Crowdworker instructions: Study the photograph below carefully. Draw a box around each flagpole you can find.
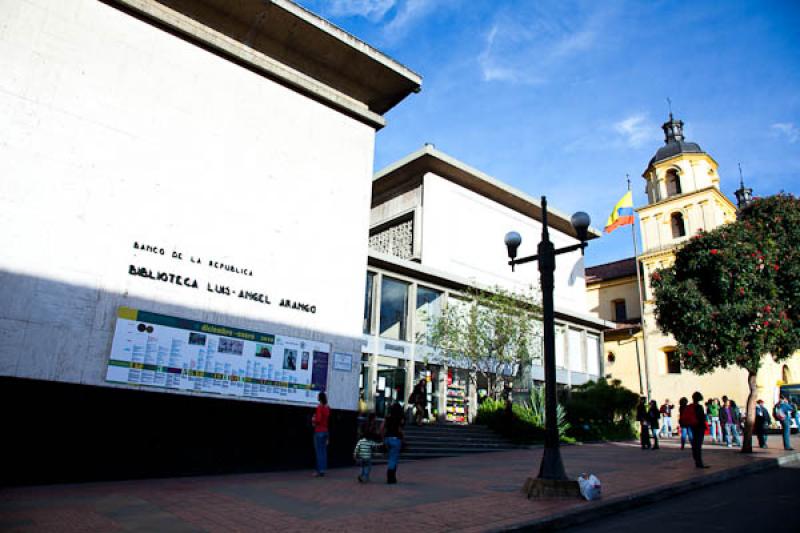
[628,176,652,401]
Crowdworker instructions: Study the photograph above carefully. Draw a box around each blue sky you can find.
[299,0,800,267]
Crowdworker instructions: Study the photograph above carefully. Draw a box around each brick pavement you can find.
[1,435,798,533]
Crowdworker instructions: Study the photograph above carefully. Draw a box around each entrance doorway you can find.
[375,366,406,417]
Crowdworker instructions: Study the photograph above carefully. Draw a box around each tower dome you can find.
[648,114,705,165]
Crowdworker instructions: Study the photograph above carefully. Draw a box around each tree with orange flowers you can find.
[651,194,800,453]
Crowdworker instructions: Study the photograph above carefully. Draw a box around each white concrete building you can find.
[361,146,609,422]
[0,0,419,483]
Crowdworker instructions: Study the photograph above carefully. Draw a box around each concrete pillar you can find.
[404,358,415,406]
[439,363,448,422]
[368,352,378,411]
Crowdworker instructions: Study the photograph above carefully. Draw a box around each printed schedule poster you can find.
[106,307,329,405]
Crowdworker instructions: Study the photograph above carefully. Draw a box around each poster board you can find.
[106,307,329,405]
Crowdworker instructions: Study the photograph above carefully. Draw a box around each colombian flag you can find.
[604,191,634,233]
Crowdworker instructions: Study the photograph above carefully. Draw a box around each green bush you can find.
[565,379,639,441]
[475,390,574,444]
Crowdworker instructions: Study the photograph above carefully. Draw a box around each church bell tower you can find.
[636,114,738,296]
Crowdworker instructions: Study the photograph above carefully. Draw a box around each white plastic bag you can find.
[578,473,602,501]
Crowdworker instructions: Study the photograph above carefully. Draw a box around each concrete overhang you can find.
[373,145,603,241]
[107,0,422,129]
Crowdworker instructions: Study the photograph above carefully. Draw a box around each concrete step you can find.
[397,423,522,460]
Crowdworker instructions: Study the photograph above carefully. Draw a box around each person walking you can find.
[677,397,693,450]
[411,379,428,426]
[381,401,404,484]
[312,391,330,477]
[774,396,794,451]
[648,400,661,449]
[720,399,741,448]
[353,429,379,482]
[707,398,721,444]
[636,397,651,450]
[731,400,744,438]
[754,399,771,449]
[689,391,709,468]
[660,399,674,438]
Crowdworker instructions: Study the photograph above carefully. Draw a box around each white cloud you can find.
[326,0,396,21]
[772,122,799,144]
[614,114,660,148]
[476,5,604,85]
[383,0,439,41]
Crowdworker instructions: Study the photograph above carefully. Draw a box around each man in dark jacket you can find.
[754,399,771,448]
[691,391,709,468]
[636,397,651,449]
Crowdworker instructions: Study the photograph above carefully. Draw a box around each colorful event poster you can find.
[105,307,329,405]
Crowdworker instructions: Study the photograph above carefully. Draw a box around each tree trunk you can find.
[742,371,758,454]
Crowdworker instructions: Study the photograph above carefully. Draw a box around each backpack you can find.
[774,404,786,421]
[682,405,697,427]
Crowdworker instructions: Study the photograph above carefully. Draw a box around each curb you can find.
[495,450,800,532]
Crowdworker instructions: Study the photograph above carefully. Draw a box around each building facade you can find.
[0,0,419,483]
[587,115,800,408]
[362,146,609,422]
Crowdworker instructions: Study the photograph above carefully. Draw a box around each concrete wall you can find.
[586,276,642,321]
[420,173,588,311]
[645,155,718,204]
[639,189,736,255]
[0,0,374,410]
[641,312,800,409]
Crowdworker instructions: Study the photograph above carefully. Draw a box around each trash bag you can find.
[577,473,602,501]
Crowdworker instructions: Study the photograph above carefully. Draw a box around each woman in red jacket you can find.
[312,392,330,477]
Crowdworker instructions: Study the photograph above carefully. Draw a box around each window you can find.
[671,212,686,238]
[586,334,601,376]
[379,276,409,340]
[665,350,681,374]
[613,299,627,322]
[666,169,682,196]
[555,326,566,368]
[415,285,443,345]
[363,272,375,334]
[567,328,584,372]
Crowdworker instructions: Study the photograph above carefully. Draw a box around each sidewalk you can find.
[1,435,798,533]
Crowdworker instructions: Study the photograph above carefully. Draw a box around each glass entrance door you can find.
[375,367,406,417]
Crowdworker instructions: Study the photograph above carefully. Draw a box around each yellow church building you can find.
[586,114,800,412]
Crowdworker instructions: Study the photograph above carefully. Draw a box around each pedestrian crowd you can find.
[312,387,798,484]
[635,392,798,469]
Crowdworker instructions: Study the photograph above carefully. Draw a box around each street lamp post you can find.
[504,196,590,494]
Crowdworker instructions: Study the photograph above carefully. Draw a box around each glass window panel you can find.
[666,350,681,374]
[586,334,600,376]
[614,300,627,322]
[415,285,442,346]
[379,276,409,340]
[567,328,584,372]
[363,272,375,334]
[555,326,566,368]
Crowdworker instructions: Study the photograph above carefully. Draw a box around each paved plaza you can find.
[1,435,798,532]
